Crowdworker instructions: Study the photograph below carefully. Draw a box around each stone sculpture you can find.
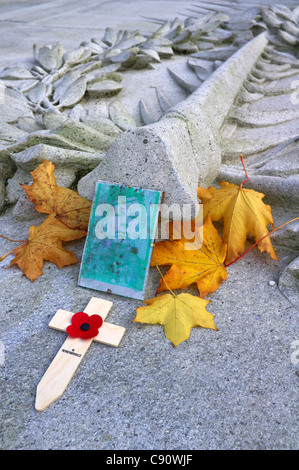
[0,2,298,303]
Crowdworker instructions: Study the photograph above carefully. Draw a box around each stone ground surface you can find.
[0,0,298,450]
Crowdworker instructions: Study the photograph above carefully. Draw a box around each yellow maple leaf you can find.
[197,181,278,265]
[21,160,91,231]
[8,213,86,281]
[133,292,217,347]
[151,214,227,297]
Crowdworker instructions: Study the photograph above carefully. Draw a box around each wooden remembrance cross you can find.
[35,297,125,411]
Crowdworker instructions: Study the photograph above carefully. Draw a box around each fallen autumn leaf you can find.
[133,292,217,347]
[151,214,227,297]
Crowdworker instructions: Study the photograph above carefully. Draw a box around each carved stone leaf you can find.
[27,82,47,104]
[115,34,146,50]
[107,48,139,67]
[53,70,81,102]
[167,68,199,93]
[138,48,161,63]
[58,76,87,108]
[63,46,86,65]
[37,46,57,72]
[52,118,114,151]
[102,27,118,47]
[0,102,34,123]
[0,122,27,143]
[139,99,155,125]
[173,42,198,54]
[17,117,43,133]
[154,87,172,112]
[51,43,66,69]
[108,99,136,130]
[86,69,122,85]
[42,112,67,130]
[0,67,33,80]
[80,115,122,137]
[86,80,123,97]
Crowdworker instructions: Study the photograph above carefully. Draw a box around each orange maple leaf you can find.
[151,214,227,297]
[21,160,91,231]
[8,213,87,282]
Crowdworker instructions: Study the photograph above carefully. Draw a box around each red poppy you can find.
[66,312,103,339]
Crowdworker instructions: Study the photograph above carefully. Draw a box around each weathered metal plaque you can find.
[78,181,163,300]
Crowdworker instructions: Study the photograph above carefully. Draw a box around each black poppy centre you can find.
[80,322,90,331]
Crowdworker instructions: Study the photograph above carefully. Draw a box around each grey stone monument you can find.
[0,0,298,450]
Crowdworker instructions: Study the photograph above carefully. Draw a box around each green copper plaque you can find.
[78,181,163,300]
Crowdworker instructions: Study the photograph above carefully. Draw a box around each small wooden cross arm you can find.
[49,297,125,347]
[35,297,125,412]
